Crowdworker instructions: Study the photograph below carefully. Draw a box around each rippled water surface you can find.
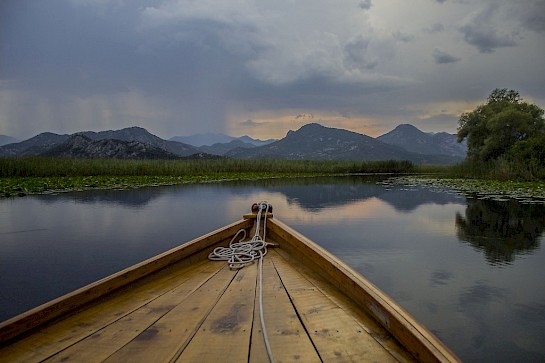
[1,176,544,362]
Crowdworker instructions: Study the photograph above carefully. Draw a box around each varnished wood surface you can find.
[0,219,253,344]
[0,251,417,362]
[267,218,460,363]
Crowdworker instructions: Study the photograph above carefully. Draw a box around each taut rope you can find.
[208,201,276,363]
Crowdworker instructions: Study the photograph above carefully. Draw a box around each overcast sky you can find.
[1,0,544,140]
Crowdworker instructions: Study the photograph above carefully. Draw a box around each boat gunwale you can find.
[0,213,461,363]
[0,218,253,344]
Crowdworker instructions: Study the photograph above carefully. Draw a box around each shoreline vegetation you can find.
[0,158,414,197]
[1,158,544,201]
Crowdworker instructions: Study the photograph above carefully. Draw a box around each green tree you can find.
[508,133,545,179]
[458,89,545,162]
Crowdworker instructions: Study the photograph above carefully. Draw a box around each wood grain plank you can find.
[101,263,237,363]
[267,218,460,363]
[41,262,229,363]
[274,247,416,362]
[272,250,399,362]
[0,260,221,363]
[174,263,258,362]
[249,252,321,363]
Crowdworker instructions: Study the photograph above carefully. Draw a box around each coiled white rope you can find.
[208,201,276,363]
[208,201,275,269]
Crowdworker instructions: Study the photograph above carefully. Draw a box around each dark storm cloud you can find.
[0,0,252,97]
[514,0,545,33]
[233,72,412,117]
[459,4,519,53]
[0,0,259,134]
[0,1,141,96]
[358,0,372,10]
[432,48,461,64]
[343,36,378,71]
[1,0,544,139]
[460,24,519,53]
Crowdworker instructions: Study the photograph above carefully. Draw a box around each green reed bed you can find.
[0,158,414,177]
[0,158,415,197]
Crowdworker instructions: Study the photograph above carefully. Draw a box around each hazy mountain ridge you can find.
[0,132,71,156]
[196,139,257,156]
[378,124,466,157]
[170,133,275,147]
[0,135,20,146]
[0,123,466,163]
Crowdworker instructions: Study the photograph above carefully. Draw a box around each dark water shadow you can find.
[455,198,545,266]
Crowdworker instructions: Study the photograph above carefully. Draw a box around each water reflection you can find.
[242,176,465,212]
[455,198,545,265]
[29,176,467,213]
[33,187,169,208]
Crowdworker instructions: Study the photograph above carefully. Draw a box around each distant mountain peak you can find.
[378,123,466,158]
[169,132,275,147]
[0,135,20,146]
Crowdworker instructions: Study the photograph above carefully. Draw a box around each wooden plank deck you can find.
[0,243,416,362]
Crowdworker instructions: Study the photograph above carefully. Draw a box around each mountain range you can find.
[0,123,466,163]
[169,133,274,147]
[41,135,181,159]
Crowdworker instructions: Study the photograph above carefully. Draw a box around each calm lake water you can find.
[1,176,544,362]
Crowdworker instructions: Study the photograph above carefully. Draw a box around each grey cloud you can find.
[393,30,415,43]
[295,114,314,120]
[343,36,378,71]
[459,4,520,53]
[424,23,445,34]
[240,119,260,127]
[432,48,461,64]
[514,0,545,33]
[235,70,414,116]
[0,1,138,96]
[358,0,372,10]
[460,24,518,53]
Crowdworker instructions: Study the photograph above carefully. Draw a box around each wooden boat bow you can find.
[0,208,460,362]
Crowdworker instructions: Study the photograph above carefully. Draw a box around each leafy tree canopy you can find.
[458,89,545,162]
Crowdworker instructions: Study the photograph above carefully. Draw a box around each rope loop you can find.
[208,201,275,270]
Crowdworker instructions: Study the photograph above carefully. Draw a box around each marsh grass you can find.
[445,159,545,181]
[0,158,415,197]
[0,158,415,177]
